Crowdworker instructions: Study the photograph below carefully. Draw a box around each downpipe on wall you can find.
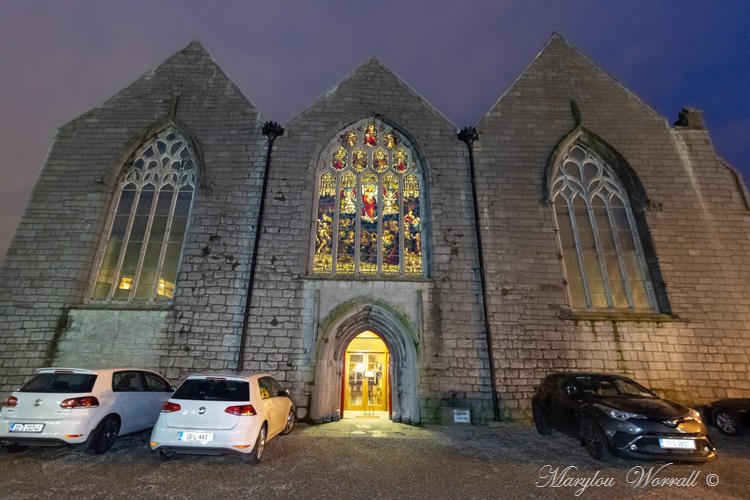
[458,126,501,422]
[238,121,284,371]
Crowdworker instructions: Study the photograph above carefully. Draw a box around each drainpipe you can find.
[457,126,501,422]
[238,121,284,371]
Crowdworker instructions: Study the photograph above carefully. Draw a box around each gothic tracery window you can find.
[313,120,424,277]
[551,143,656,310]
[91,128,196,302]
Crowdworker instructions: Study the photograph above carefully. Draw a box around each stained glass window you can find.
[551,143,655,310]
[313,120,424,277]
[91,128,196,302]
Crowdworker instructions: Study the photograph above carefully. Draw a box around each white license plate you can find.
[10,423,44,433]
[178,431,214,442]
[659,438,696,449]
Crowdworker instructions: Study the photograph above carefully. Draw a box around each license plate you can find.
[10,423,44,433]
[178,431,214,442]
[659,438,696,449]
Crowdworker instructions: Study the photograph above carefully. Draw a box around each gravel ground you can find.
[1,420,748,499]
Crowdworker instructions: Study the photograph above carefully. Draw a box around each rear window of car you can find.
[19,373,97,393]
[171,379,250,401]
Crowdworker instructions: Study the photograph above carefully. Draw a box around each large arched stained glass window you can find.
[551,143,656,310]
[313,120,424,277]
[91,128,196,302]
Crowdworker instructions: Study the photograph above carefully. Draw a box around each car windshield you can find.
[576,376,657,398]
[172,378,250,401]
[19,372,97,393]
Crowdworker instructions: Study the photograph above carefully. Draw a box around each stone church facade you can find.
[1,34,749,423]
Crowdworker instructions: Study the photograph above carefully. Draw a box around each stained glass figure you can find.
[374,149,388,173]
[340,131,357,147]
[403,174,422,275]
[365,124,378,146]
[393,149,408,172]
[384,133,397,149]
[353,148,367,172]
[314,171,336,274]
[333,147,347,170]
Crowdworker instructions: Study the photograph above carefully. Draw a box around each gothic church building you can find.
[2,34,749,423]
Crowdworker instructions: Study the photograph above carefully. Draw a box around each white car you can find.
[150,373,296,463]
[0,367,174,454]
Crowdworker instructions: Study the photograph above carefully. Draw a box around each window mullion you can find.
[606,196,635,309]
[589,200,614,308]
[567,194,592,307]
[110,189,140,301]
[152,183,178,301]
[331,172,341,277]
[354,172,361,275]
[131,188,159,300]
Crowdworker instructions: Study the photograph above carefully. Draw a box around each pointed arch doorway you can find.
[342,330,391,418]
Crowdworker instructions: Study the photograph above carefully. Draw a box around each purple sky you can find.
[1,1,748,261]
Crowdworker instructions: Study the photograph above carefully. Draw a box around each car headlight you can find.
[597,406,645,421]
[687,408,703,423]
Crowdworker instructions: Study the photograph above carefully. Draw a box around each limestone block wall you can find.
[475,35,750,420]
[0,42,267,393]
[242,58,494,423]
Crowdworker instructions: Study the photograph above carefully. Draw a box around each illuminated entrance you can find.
[343,331,390,414]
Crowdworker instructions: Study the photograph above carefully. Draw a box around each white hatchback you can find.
[0,367,174,454]
[149,373,296,463]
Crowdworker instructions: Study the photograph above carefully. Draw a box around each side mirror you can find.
[284,389,292,398]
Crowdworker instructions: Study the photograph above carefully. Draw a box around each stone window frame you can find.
[544,130,671,316]
[88,126,197,304]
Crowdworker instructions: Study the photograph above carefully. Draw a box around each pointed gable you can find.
[287,56,454,131]
[481,33,666,129]
[89,40,260,121]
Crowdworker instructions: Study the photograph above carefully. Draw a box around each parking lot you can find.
[1,420,749,499]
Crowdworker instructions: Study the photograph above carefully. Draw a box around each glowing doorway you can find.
[342,331,390,417]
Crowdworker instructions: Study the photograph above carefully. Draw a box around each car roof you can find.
[183,372,273,382]
[36,367,163,375]
[545,372,634,380]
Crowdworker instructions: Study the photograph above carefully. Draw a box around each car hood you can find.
[589,396,690,419]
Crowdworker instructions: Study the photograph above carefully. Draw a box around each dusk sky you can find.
[1,1,748,261]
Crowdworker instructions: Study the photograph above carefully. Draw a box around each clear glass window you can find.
[551,143,656,310]
[91,128,196,302]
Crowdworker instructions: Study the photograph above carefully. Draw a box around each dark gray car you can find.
[531,372,716,462]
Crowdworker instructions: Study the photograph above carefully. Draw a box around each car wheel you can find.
[580,417,611,461]
[280,408,296,436]
[713,408,743,436]
[86,415,120,455]
[245,424,267,464]
[3,443,29,453]
[532,404,552,435]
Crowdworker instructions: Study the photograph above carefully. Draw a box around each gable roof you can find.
[482,32,667,126]
[286,56,456,130]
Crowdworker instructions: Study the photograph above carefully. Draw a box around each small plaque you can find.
[453,409,471,424]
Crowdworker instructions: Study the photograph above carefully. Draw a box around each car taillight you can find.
[161,401,181,413]
[4,396,17,407]
[60,396,99,408]
[225,405,256,416]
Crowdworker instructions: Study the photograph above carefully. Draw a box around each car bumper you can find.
[0,415,96,446]
[150,422,263,456]
[610,434,716,462]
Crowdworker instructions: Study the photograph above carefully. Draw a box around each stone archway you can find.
[310,299,420,423]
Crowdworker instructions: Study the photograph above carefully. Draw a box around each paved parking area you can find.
[1,420,749,499]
